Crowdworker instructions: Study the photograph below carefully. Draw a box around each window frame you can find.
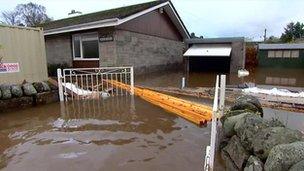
[72,32,100,61]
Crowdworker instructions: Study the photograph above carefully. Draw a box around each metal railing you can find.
[57,67,134,101]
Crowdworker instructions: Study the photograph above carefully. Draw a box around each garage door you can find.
[184,44,232,72]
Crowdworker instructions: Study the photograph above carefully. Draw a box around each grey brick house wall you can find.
[45,34,73,67]
[44,29,184,75]
[99,30,184,74]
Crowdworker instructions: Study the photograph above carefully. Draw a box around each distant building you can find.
[258,43,304,68]
[183,37,245,73]
[41,0,189,74]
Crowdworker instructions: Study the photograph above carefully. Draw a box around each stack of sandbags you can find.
[220,95,304,171]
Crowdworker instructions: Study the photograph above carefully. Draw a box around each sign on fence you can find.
[0,63,20,73]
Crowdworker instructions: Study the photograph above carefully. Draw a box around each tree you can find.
[280,22,304,43]
[265,35,281,43]
[1,2,52,27]
[1,11,20,25]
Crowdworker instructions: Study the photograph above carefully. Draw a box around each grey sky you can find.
[1,0,304,40]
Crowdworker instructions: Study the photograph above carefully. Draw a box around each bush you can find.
[245,46,258,68]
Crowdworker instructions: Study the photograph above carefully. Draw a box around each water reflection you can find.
[57,96,180,134]
[0,96,216,171]
[263,108,304,132]
[136,67,304,88]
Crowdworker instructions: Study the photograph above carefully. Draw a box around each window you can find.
[265,76,296,86]
[291,50,299,58]
[268,51,275,58]
[283,50,291,58]
[72,32,99,60]
[275,50,283,58]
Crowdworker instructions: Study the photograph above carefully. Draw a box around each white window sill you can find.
[73,58,100,61]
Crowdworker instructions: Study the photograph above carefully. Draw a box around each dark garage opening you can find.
[189,56,231,72]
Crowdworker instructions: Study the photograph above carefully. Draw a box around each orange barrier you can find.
[106,80,212,126]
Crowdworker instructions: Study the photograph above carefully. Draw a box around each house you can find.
[41,0,189,74]
[183,37,245,73]
[258,43,304,68]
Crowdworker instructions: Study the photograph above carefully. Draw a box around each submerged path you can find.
[107,80,212,126]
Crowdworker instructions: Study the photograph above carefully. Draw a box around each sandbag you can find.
[264,141,304,171]
[0,84,12,99]
[11,85,23,97]
[22,83,37,96]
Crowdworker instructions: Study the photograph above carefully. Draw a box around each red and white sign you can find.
[0,63,20,73]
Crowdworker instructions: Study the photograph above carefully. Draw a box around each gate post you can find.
[130,67,134,95]
[219,75,226,116]
[57,68,64,102]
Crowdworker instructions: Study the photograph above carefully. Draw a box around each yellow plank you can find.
[106,80,212,126]
[141,92,210,122]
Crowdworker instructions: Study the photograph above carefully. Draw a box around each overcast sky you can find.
[1,0,304,40]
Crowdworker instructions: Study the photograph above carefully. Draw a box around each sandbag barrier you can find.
[220,94,304,171]
[0,81,59,112]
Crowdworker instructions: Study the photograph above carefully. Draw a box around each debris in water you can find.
[243,87,304,98]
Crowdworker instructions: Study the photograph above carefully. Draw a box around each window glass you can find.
[283,50,291,58]
[82,40,99,58]
[291,50,299,58]
[275,51,283,58]
[268,51,275,58]
[73,35,81,58]
[72,32,99,59]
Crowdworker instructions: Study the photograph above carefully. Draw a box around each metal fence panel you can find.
[0,25,48,84]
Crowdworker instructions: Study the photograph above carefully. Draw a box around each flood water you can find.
[1,67,304,171]
[0,96,224,171]
[136,67,304,88]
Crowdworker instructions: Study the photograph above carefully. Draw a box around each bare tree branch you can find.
[1,2,52,27]
[16,2,52,26]
[1,11,20,25]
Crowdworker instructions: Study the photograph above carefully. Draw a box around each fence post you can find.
[181,77,186,89]
[57,68,64,102]
[209,75,220,171]
[130,67,134,95]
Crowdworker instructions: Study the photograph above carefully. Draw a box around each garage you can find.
[184,44,232,72]
[183,37,245,73]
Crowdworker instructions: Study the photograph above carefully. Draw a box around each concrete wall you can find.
[45,33,72,67]
[0,25,48,84]
[230,41,246,72]
[112,30,184,74]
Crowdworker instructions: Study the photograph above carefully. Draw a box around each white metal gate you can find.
[57,67,134,101]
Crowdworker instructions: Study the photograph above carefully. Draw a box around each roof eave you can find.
[44,1,190,39]
[44,18,119,36]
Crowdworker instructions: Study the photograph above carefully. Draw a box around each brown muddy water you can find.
[1,96,303,171]
[0,96,224,171]
[136,67,304,88]
[1,67,304,171]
